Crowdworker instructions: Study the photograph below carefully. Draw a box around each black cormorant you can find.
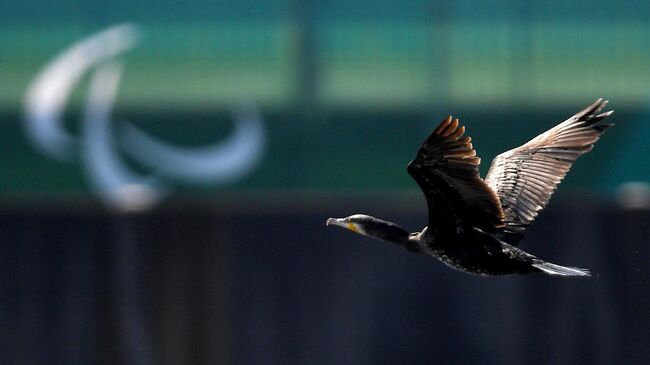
[327,98,614,276]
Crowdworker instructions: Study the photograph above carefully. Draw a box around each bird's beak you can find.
[326,217,344,227]
[326,217,359,233]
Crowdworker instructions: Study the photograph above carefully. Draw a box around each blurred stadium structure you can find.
[1,1,649,364]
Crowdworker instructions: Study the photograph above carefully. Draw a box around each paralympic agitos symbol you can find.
[23,24,266,211]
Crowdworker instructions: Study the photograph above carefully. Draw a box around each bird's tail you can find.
[532,261,591,277]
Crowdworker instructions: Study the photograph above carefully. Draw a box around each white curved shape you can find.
[81,62,164,212]
[119,105,266,185]
[24,24,139,161]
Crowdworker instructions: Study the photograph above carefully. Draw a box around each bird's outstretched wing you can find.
[484,98,614,244]
[408,116,505,233]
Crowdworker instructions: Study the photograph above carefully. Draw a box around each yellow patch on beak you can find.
[347,223,359,232]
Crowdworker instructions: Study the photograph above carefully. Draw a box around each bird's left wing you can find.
[484,98,614,244]
[408,116,505,233]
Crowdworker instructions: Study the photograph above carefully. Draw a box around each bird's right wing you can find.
[408,116,505,234]
[484,98,614,244]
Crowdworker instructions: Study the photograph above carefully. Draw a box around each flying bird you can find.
[327,99,614,276]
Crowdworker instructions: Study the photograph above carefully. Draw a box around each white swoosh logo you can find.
[119,104,265,184]
[23,23,267,210]
[82,62,165,211]
[24,24,139,161]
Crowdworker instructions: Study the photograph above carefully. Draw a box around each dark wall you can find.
[1,199,649,364]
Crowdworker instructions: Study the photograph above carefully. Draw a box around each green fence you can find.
[0,0,648,202]
[2,1,650,109]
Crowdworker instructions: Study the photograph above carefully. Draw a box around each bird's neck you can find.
[363,220,419,252]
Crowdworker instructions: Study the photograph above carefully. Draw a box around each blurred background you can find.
[1,1,650,364]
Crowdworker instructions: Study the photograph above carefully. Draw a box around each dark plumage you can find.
[327,98,614,276]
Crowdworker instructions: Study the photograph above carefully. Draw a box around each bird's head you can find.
[326,214,411,245]
[326,214,374,236]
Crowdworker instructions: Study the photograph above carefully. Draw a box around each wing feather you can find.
[484,98,614,244]
[408,116,505,233]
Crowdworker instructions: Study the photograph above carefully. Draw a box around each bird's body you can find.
[327,99,614,277]
[415,227,531,276]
